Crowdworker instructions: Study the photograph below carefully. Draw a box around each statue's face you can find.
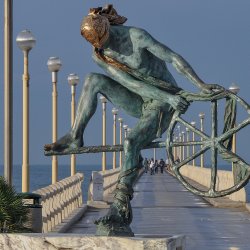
[81,14,110,49]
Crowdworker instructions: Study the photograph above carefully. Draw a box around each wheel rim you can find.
[166,91,250,197]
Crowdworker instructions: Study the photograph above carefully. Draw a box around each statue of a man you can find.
[44,5,221,236]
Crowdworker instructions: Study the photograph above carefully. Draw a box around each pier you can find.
[1,1,250,249]
[65,170,250,249]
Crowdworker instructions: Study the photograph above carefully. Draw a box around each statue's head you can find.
[80,4,127,48]
[81,12,110,49]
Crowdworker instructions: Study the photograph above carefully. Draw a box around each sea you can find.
[0,164,113,202]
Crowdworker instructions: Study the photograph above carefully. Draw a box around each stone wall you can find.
[33,173,84,233]
[180,165,247,202]
[88,167,145,203]
[0,234,185,250]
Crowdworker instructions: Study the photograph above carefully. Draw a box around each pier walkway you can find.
[67,172,250,250]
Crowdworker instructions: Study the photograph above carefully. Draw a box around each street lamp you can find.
[186,127,190,159]
[68,73,79,176]
[175,136,179,161]
[4,0,13,186]
[199,112,205,168]
[118,118,123,168]
[100,96,107,171]
[229,83,240,95]
[179,133,182,161]
[47,56,62,184]
[182,131,185,160]
[16,29,36,192]
[112,108,119,169]
[190,121,196,167]
[177,125,181,160]
[229,83,240,171]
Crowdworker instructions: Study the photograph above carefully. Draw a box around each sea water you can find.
[0,164,249,202]
[0,164,112,202]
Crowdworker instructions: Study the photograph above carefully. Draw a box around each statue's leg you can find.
[95,105,174,236]
[44,73,143,153]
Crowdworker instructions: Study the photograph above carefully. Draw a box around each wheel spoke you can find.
[171,141,204,147]
[217,117,250,143]
[209,101,218,194]
[217,143,249,167]
[174,145,210,170]
[176,116,209,140]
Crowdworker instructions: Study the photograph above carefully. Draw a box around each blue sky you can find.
[1,0,250,168]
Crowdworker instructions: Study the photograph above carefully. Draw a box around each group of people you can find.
[143,158,168,175]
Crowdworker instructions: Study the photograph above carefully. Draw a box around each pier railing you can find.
[33,173,83,233]
[88,167,145,203]
[180,165,247,202]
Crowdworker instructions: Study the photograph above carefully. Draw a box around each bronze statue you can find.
[44,5,250,236]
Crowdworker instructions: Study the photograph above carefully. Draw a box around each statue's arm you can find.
[93,53,189,113]
[134,28,219,91]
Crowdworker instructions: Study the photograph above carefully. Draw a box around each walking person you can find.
[160,158,165,173]
[143,157,148,173]
[154,160,158,174]
[150,158,155,175]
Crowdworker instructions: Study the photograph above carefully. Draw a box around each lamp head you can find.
[68,73,80,86]
[112,108,118,115]
[191,121,196,127]
[99,95,107,103]
[47,57,62,72]
[229,83,240,94]
[199,112,205,119]
[16,29,36,52]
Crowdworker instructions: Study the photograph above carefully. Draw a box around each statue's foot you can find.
[44,133,83,153]
[94,201,134,237]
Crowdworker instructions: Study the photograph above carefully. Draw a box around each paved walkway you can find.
[67,172,250,250]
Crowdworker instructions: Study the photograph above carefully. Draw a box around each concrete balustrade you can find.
[33,173,83,233]
[180,165,247,202]
[88,167,145,204]
[88,168,120,203]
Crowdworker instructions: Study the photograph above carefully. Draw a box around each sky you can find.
[1,0,250,169]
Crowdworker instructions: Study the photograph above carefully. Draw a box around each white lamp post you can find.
[175,136,179,161]
[100,96,107,171]
[118,118,123,168]
[47,56,62,184]
[190,121,196,167]
[68,73,79,176]
[199,112,205,168]
[4,0,13,186]
[112,108,119,169]
[229,83,240,171]
[177,125,181,160]
[186,127,190,159]
[182,131,185,160]
[16,29,36,192]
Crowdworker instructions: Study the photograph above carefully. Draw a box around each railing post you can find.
[199,112,205,168]
[191,121,196,166]
[118,118,123,168]
[100,96,107,171]
[112,108,118,169]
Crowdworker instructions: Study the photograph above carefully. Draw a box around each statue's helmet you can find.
[80,10,110,49]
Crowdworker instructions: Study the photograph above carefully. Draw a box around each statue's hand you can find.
[200,83,225,94]
[169,95,190,114]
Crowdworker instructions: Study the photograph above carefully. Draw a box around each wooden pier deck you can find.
[67,172,250,250]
